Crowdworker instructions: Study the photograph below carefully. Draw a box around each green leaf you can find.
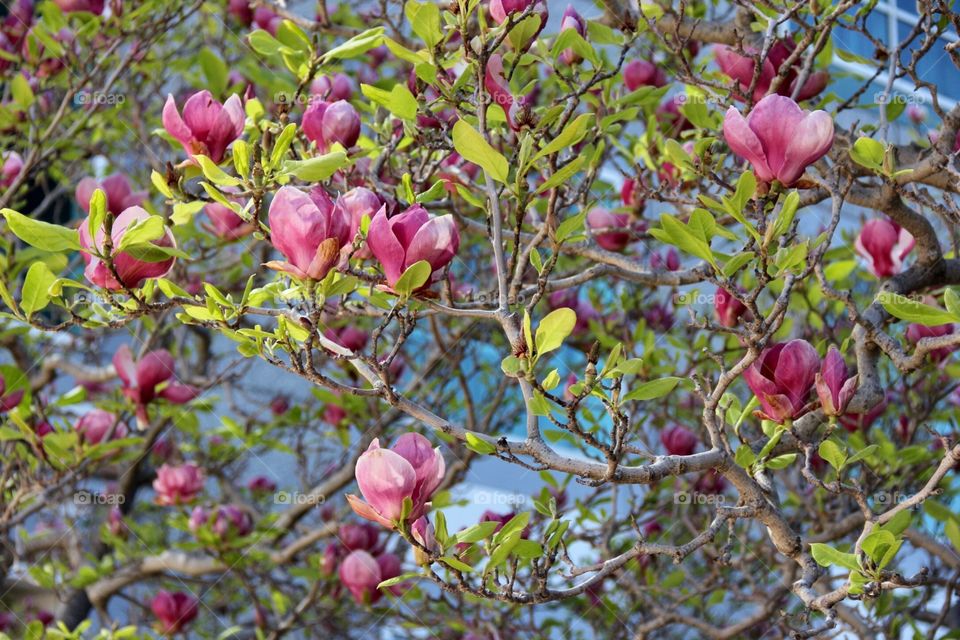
[818,439,847,471]
[151,170,173,199]
[284,151,349,181]
[536,156,586,194]
[248,29,284,56]
[455,521,500,544]
[86,188,107,242]
[845,444,878,466]
[270,123,298,169]
[535,308,576,355]
[404,0,442,47]
[944,289,960,317]
[322,27,385,61]
[494,512,530,544]
[735,445,757,469]
[945,519,960,552]
[440,556,474,573]
[199,47,229,96]
[393,260,432,296]
[809,543,860,571]
[877,292,956,325]
[862,529,896,563]
[20,261,56,317]
[650,214,717,269]
[116,216,166,252]
[465,432,497,455]
[623,377,682,402]
[233,140,250,179]
[534,113,594,161]
[850,137,885,172]
[452,120,508,184]
[11,73,35,109]
[194,154,241,186]
[361,83,418,121]
[2,209,80,252]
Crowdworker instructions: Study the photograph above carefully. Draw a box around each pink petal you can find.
[723,107,773,182]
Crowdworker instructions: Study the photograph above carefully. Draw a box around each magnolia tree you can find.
[3,0,960,637]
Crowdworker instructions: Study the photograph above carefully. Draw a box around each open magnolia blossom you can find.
[347,433,445,529]
[723,94,834,185]
[78,206,177,290]
[162,90,245,163]
[855,218,916,278]
[743,339,820,423]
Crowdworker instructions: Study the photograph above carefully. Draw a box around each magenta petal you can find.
[723,107,773,182]
[367,206,406,286]
[181,90,218,141]
[162,94,192,146]
[137,349,176,392]
[746,95,807,181]
[777,109,834,185]
[113,345,137,387]
[159,384,200,404]
[404,214,459,273]
[354,448,416,522]
[772,339,819,415]
[389,205,431,247]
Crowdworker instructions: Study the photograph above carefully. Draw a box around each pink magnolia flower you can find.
[162,90,244,163]
[411,515,436,552]
[743,339,819,423]
[269,395,289,415]
[906,322,956,363]
[336,186,383,258]
[485,54,520,130]
[489,0,544,24]
[0,373,24,412]
[587,207,632,251]
[339,550,388,604]
[854,218,915,278]
[840,395,888,433]
[660,425,697,456]
[324,403,347,426]
[324,326,369,352]
[227,0,253,25]
[714,287,748,328]
[340,523,380,551]
[153,462,205,505]
[367,204,460,290]
[714,39,829,103]
[624,60,668,90]
[347,432,445,529]
[1,151,23,189]
[650,248,680,271]
[311,73,354,102]
[694,470,727,494]
[76,409,129,444]
[815,346,857,417]
[906,104,927,125]
[210,504,254,538]
[247,475,277,493]
[113,345,199,423]
[253,5,281,35]
[76,173,147,215]
[620,178,644,209]
[79,206,176,290]
[265,186,351,280]
[558,5,586,66]
[151,590,199,635]
[204,196,253,240]
[548,289,599,334]
[53,0,104,13]
[302,100,360,150]
[723,94,834,186]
